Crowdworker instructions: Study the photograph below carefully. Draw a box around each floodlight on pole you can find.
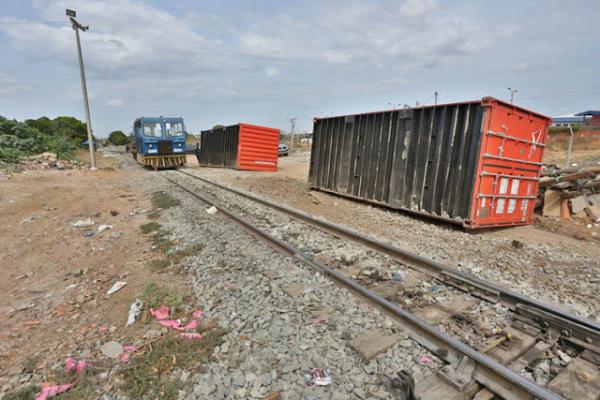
[508,87,518,104]
[66,9,96,170]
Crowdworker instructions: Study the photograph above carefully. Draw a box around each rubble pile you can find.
[538,165,600,222]
[19,152,85,171]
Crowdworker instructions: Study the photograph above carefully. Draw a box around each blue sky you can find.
[1,0,599,137]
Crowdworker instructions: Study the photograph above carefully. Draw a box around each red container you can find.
[309,97,551,228]
[200,123,279,172]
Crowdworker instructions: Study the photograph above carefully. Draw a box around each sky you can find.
[1,0,599,137]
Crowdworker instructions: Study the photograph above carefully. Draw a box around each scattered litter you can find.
[304,368,332,386]
[511,240,524,249]
[180,332,203,340]
[98,224,113,232]
[15,273,30,280]
[126,298,143,326]
[419,355,433,365]
[64,283,78,291]
[65,357,87,375]
[100,341,124,359]
[206,206,218,215]
[71,218,94,227]
[110,210,119,216]
[106,281,127,295]
[149,304,203,332]
[83,231,95,237]
[35,384,74,400]
[391,271,403,282]
[119,345,137,363]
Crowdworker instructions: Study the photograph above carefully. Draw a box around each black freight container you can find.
[308,98,551,228]
[199,125,239,169]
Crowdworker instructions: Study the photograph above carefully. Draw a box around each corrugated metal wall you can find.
[238,124,279,172]
[309,102,486,221]
[199,125,239,168]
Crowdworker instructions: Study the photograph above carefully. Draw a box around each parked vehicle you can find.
[309,97,551,229]
[132,116,187,170]
[278,143,289,157]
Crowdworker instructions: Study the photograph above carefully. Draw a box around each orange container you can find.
[309,97,551,228]
[199,123,279,172]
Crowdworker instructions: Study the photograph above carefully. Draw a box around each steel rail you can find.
[175,169,600,342]
[161,173,564,400]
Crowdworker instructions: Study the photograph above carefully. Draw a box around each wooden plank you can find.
[347,329,401,360]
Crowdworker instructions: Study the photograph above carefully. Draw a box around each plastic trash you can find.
[419,355,433,365]
[304,368,332,386]
[98,224,113,233]
[149,304,203,332]
[206,206,217,215]
[65,357,87,375]
[106,281,127,295]
[71,219,94,227]
[126,299,143,326]
[83,231,95,237]
[35,384,74,400]
[119,345,137,363]
[180,332,203,340]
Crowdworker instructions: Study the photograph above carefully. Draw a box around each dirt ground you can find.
[0,151,191,394]
[212,150,600,250]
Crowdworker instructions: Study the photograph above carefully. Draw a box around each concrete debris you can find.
[100,341,124,359]
[18,152,85,171]
[539,166,600,222]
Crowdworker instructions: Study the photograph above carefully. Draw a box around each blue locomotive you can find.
[132,116,187,169]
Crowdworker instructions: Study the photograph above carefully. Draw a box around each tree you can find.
[108,130,129,145]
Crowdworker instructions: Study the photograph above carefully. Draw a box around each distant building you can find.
[575,110,600,127]
[551,110,600,127]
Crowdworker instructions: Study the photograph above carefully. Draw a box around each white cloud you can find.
[264,66,279,77]
[107,98,124,107]
[239,1,506,69]
[0,0,213,77]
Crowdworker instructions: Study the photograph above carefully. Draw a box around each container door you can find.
[471,101,548,227]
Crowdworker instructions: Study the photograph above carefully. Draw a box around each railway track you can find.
[157,167,599,400]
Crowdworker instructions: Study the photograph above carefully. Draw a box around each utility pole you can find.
[434,91,438,105]
[66,9,96,170]
[508,87,518,104]
[287,117,297,150]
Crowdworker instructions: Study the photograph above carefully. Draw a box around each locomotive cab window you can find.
[144,122,162,137]
[166,122,183,136]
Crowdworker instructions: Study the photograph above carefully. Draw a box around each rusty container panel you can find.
[237,123,279,172]
[308,97,550,228]
[199,123,278,172]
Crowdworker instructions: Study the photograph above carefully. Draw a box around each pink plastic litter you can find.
[119,345,138,363]
[419,355,433,365]
[149,305,202,333]
[180,332,203,340]
[150,304,170,320]
[35,384,74,400]
[64,357,87,375]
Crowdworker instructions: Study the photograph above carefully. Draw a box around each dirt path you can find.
[0,152,191,395]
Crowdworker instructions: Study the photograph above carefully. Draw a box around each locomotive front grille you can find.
[157,140,174,155]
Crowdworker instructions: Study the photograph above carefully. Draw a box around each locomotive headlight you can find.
[148,143,153,148]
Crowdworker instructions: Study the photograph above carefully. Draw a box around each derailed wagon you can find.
[309,97,551,228]
[199,123,279,172]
